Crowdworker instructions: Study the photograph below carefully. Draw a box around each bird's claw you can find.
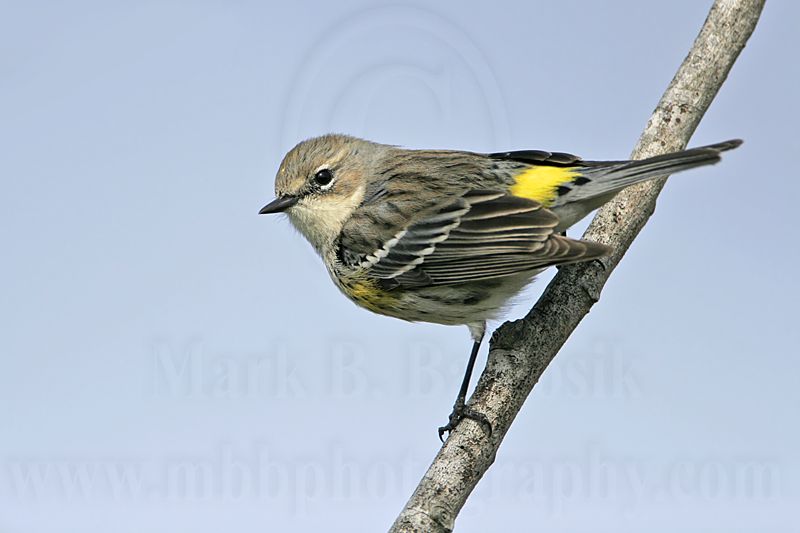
[438,400,492,442]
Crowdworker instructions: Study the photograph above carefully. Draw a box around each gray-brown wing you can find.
[488,149,583,166]
[339,189,611,288]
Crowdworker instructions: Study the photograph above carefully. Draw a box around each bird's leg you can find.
[438,339,492,441]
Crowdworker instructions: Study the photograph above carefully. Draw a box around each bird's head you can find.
[260,134,380,254]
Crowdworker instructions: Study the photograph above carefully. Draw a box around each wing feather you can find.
[339,189,610,287]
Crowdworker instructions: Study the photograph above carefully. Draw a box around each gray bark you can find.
[389,0,766,531]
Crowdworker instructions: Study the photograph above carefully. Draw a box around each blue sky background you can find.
[2,1,798,532]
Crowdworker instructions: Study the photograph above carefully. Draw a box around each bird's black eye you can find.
[313,169,334,187]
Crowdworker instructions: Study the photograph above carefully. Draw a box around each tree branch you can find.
[389,1,765,531]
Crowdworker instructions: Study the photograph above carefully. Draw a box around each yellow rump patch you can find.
[509,166,579,206]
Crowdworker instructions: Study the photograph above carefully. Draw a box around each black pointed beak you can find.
[258,196,298,214]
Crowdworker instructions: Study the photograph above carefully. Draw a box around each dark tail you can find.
[570,139,743,201]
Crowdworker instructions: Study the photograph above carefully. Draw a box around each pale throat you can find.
[288,184,365,255]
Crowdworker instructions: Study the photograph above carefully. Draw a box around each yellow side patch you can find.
[346,279,397,314]
[509,166,580,206]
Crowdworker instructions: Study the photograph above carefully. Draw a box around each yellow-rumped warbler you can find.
[259,134,741,437]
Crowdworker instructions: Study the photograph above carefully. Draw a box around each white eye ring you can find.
[313,168,335,190]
